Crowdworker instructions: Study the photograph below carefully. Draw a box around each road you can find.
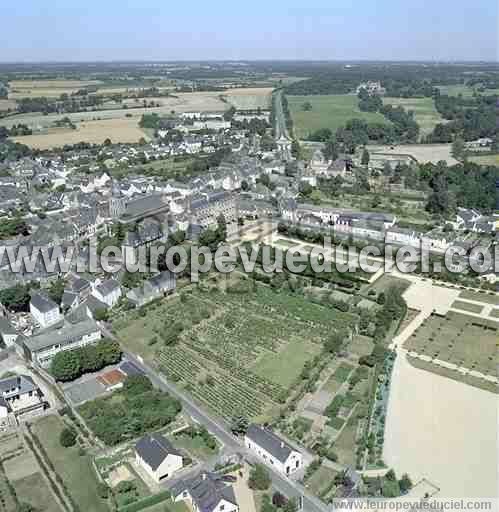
[124,351,330,512]
[273,90,293,161]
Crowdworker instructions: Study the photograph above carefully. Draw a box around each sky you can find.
[0,0,497,62]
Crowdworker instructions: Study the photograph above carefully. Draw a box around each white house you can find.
[385,227,422,249]
[245,424,303,476]
[135,433,183,483]
[0,374,45,418]
[29,293,62,329]
[172,472,239,512]
[91,279,122,308]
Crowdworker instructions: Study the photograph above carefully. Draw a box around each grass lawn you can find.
[436,85,475,97]
[143,500,190,512]
[451,300,484,314]
[12,473,62,512]
[306,465,338,497]
[31,415,108,512]
[469,154,499,166]
[348,335,375,358]
[276,238,302,248]
[253,338,320,388]
[169,433,218,461]
[288,95,389,139]
[459,290,499,306]
[382,97,442,136]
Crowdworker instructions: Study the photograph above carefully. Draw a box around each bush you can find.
[59,427,77,448]
[248,464,271,490]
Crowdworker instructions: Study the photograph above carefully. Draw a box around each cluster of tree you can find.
[0,124,32,137]
[231,117,270,136]
[186,146,232,175]
[0,283,36,312]
[79,374,181,445]
[248,464,272,490]
[59,426,77,448]
[261,493,298,512]
[16,94,104,114]
[422,160,497,214]
[0,140,33,162]
[358,89,383,112]
[139,113,161,129]
[428,94,497,142]
[0,215,29,239]
[53,116,76,130]
[281,94,293,134]
[50,339,122,381]
[198,214,227,250]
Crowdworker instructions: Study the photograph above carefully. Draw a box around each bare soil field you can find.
[384,352,498,498]
[0,99,17,111]
[0,90,229,129]
[12,117,149,148]
[221,87,273,109]
[366,144,458,165]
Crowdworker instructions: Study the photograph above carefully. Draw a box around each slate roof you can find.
[95,279,120,297]
[135,433,182,471]
[119,361,144,377]
[0,374,38,398]
[171,472,237,512]
[24,319,100,352]
[30,293,58,313]
[246,424,295,463]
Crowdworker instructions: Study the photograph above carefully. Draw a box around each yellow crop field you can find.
[11,117,149,149]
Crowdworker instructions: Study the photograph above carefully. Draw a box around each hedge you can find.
[118,490,171,512]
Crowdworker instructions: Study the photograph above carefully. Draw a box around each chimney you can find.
[202,473,207,481]
[280,442,284,448]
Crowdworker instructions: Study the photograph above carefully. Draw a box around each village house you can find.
[135,433,183,483]
[245,424,303,476]
[126,271,176,308]
[171,472,239,512]
[91,279,122,308]
[29,293,63,329]
[0,374,45,418]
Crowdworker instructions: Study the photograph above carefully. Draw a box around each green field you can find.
[288,95,389,139]
[436,85,499,97]
[458,290,499,306]
[404,311,497,377]
[31,415,108,512]
[468,154,499,166]
[382,97,442,136]
[115,279,358,421]
[451,300,483,314]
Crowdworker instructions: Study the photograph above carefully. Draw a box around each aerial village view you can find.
[0,2,497,512]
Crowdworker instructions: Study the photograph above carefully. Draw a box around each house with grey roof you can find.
[91,279,122,308]
[171,471,239,512]
[22,319,102,368]
[245,424,303,476]
[126,271,176,308]
[135,433,183,482]
[0,374,45,417]
[29,292,62,329]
